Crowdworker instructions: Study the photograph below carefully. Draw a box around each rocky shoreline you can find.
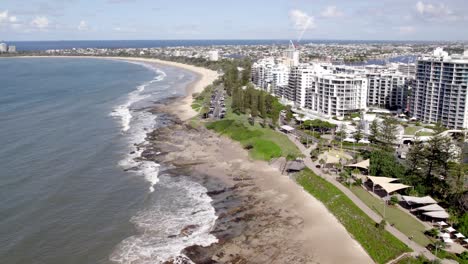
[137,105,373,264]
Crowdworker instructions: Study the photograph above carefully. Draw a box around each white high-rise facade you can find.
[251,57,289,94]
[411,48,468,129]
[208,50,219,61]
[8,45,16,53]
[367,70,410,110]
[0,43,7,53]
[286,64,368,117]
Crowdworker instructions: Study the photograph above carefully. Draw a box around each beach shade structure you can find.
[455,233,466,239]
[437,221,448,227]
[345,159,370,172]
[367,176,399,192]
[423,211,450,219]
[443,237,454,244]
[415,204,446,212]
[445,227,456,233]
[464,239,468,244]
[439,232,451,238]
[402,196,437,205]
[377,183,412,195]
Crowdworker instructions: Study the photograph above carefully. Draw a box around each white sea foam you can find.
[109,176,218,264]
[110,61,218,264]
[110,63,165,191]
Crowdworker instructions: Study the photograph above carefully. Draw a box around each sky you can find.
[0,0,467,41]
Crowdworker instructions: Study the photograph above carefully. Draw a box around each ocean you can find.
[0,58,217,263]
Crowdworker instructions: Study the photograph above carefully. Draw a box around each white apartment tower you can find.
[286,64,368,117]
[411,48,468,129]
[367,71,410,110]
[0,43,7,53]
[208,50,219,61]
[305,73,368,117]
[8,45,16,53]
[284,41,300,67]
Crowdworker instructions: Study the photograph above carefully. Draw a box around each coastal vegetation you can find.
[206,114,301,161]
[297,168,410,263]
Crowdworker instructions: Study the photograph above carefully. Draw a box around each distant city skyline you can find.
[1,0,468,41]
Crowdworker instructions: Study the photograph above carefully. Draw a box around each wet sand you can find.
[143,117,373,264]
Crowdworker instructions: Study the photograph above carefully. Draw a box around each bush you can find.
[377,219,387,230]
[389,196,399,205]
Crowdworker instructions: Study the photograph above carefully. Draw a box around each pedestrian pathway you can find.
[286,134,439,262]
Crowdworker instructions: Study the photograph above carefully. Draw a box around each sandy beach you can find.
[19,56,219,121]
[112,57,219,121]
[16,55,373,263]
[144,116,373,263]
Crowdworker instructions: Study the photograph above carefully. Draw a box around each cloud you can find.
[289,9,315,41]
[78,20,89,31]
[31,16,49,30]
[414,1,461,21]
[321,6,343,18]
[398,26,416,34]
[0,10,17,24]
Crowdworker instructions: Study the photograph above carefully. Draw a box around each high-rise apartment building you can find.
[411,48,468,129]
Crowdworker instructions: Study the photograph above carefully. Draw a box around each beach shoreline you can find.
[12,55,374,263]
[15,55,219,121]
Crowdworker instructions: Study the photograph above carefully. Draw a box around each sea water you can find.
[0,58,217,264]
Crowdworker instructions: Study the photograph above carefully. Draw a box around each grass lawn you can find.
[297,169,410,263]
[349,186,432,247]
[404,126,422,135]
[415,131,434,137]
[206,116,302,161]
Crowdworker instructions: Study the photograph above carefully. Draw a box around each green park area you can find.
[206,113,301,161]
[297,169,410,264]
[349,186,432,247]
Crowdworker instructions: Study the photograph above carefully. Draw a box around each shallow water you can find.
[0,58,216,264]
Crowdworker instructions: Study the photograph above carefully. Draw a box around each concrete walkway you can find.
[286,134,439,262]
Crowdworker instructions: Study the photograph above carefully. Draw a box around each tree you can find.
[258,92,266,118]
[380,117,399,148]
[353,123,364,143]
[336,123,347,141]
[422,134,454,189]
[369,119,380,143]
[370,150,405,179]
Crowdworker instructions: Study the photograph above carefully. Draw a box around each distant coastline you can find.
[14,55,219,121]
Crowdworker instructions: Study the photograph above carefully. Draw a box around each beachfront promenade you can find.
[285,134,440,262]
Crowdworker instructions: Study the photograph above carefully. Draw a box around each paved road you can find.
[285,134,439,262]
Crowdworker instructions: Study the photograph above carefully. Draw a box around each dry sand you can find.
[145,120,374,264]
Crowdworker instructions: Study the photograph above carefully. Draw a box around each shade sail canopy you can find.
[378,183,412,194]
[402,196,437,205]
[455,233,465,239]
[346,159,370,170]
[415,204,446,212]
[445,227,456,233]
[367,176,399,186]
[437,221,448,226]
[423,211,450,219]
[443,237,454,244]
[439,233,451,238]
